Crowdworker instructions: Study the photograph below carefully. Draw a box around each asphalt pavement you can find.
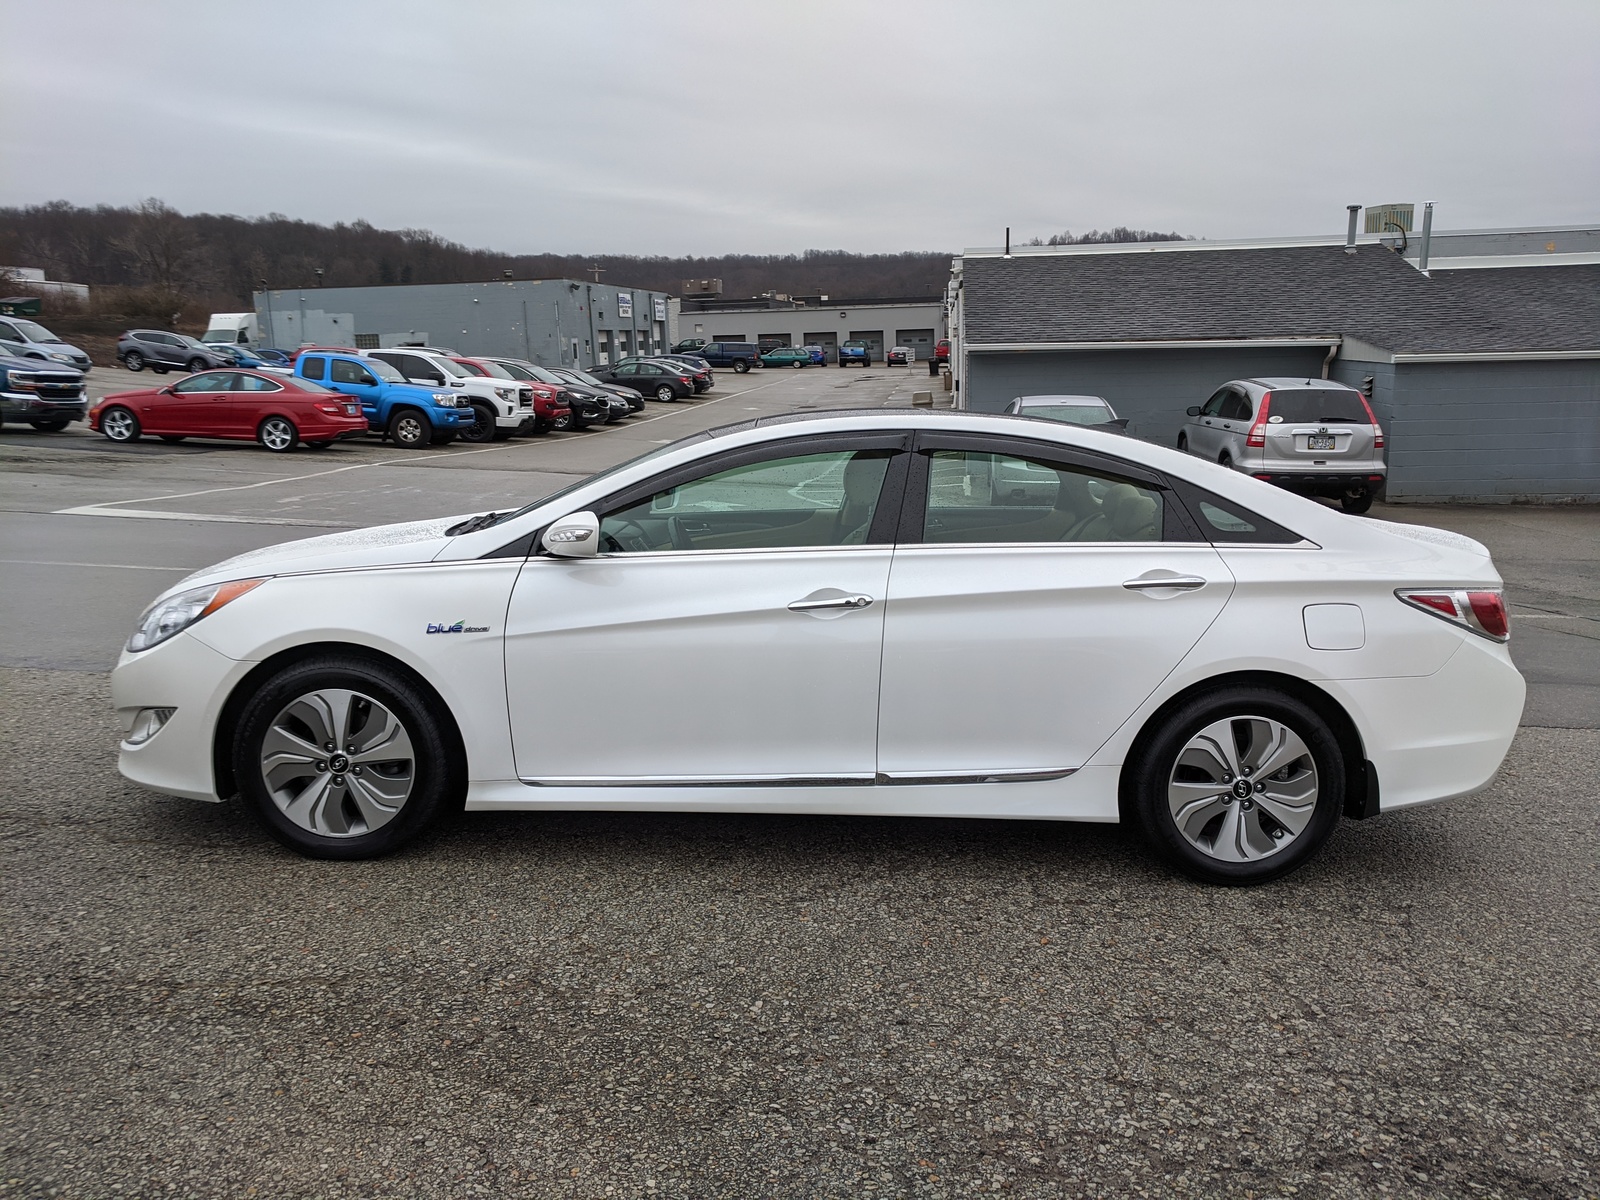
[2,366,1597,1198]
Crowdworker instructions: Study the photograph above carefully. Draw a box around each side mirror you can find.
[1106,417,1130,430]
[358,373,376,386]
[542,511,599,557]
[1186,406,1202,416]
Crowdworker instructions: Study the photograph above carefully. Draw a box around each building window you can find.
[354,333,379,349]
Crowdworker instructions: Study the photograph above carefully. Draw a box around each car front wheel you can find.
[101,406,141,442]
[187,357,208,373]
[123,352,145,372]
[389,408,432,448]
[233,655,462,859]
[1125,686,1345,886]
[458,402,497,443]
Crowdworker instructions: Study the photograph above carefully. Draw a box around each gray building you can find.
[950,228,1600,502]
[676,295,946,364]
[253,278,675,370]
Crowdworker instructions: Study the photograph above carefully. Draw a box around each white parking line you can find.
[52,378,786,522]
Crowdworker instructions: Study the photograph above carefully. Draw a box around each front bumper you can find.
[1,391,88,421]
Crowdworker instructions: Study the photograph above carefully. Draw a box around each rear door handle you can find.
[1123,575,1207,592]
[788,593,874,612]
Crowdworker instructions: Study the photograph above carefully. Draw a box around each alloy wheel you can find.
[1166,715,1319,862]
[258,688,416,838]
[102,408,138,441]
[259,416,296,452]
[124,352,144,371]
[656,385,676,402]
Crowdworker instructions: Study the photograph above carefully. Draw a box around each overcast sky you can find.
[5,0,1596,255]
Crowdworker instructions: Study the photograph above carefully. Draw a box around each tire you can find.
[1176,433,1188,452]
[101,406,141,443]
[305,440,331,449]
[388,408,432,448]
[434,432,456,446]
[551,411,573,432]
[655,385,676,403]
[732,360,750,374]
[29,419,70,432]
[159,435,187,444]
[1340,488,1374,515]
[458,402,497,444]
[258,415,298,453]
[793,361,804,369]
[1218,453,1233,470]
[186,357,208,373]
[232,654,462,860]
[123,352,145,372]
[1125,686,1346,886]
[152,366,168,375]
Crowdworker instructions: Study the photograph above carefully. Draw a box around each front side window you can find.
[598,449,895,554]
[172,371,234,392]
[330,358,373,385]
[921,449,1164,544]
[1200,388,1229,417]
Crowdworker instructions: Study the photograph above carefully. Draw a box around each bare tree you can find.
[113,198,212,296]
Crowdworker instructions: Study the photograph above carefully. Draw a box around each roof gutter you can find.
[1390,349,1600,363]
[965,337,1341,353]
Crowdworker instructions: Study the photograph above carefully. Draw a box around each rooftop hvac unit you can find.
[682,278,723,295]
[1364,204,1414,234]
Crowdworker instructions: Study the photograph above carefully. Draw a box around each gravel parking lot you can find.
[2,367,1597,1198]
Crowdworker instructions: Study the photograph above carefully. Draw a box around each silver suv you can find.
[1178,377,1386,513]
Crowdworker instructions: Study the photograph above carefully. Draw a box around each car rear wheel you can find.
[1340,487,1374,515]
[1218,452,1233,470]
[655,385,676,402]
[101,406,140,442]
[458,402,497,444]
[792,360,804,369]
[1125,686,1345,886]
[152,366,168,375]
[733,360,749,374]
[258,415,298,452]
[233,655,462,860]
[389,408,432,448]
[123,352,145,372]
[29,419,70,432]
[305,440,331,449]
[159,435,187,444]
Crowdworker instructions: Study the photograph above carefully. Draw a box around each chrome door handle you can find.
[788,594,874,612]
[1123,575,1207,591]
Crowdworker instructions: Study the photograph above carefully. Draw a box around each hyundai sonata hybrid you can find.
[111,410,1524,884]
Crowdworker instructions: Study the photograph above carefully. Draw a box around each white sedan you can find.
[111,410,1525,884]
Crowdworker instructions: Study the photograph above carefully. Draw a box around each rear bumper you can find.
[1253,471,1386,499]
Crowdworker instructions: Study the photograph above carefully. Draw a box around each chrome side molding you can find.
[520,768,1076,788]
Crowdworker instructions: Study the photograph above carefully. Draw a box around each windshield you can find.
[494,361,534,381]
[201,329,235,343]
[566,369,604,386]
[13,319,57,342]
[366,358,405,382]
[469,360,516,380]
[520,363,565,385]
[427,357,468,380]
[1267,389,1370,424]
[1023,404,1111,425]
[177,334,208,349]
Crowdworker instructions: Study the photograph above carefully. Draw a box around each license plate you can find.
[1308,434,1335,450]
[345,404,360,416]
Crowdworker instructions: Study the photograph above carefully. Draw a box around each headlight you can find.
[127,579,265,653]
[48,351,73,362]
[494,387,513,400]
[431,392,453,403]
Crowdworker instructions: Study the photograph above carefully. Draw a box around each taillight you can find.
[315,402,342,415]
[1355,391,1384,449]
[1396,588,1510,642]
[1246,392,1271,447]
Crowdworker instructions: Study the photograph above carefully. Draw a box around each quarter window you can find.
[234,373,282,392]
[598,449,896,553]
[920,449,1164,544]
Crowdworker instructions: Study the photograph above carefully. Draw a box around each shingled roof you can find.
[960,245,1599,355]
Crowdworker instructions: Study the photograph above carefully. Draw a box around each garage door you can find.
[896,328,935,361]
[758,333,793,350]
[803,331,837,363]
[713,331,747,342]
[849,330,885,359]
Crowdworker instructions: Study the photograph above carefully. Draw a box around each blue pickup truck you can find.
[295,352,472,448]
[838,340,873,367]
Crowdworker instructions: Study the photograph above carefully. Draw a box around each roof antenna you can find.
[1004,227,1011,259]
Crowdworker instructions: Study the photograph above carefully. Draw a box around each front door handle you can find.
[1123,575,1207,592]
[788,593,874,612]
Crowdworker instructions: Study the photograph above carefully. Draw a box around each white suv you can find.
[365,349,533,442]
[1179,378,1386,514]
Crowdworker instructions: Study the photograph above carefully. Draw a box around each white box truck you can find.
[202,312,261,348]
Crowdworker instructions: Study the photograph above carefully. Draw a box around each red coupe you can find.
[90,369,368,452]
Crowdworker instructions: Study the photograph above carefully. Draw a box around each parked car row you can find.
[80,344,720,454]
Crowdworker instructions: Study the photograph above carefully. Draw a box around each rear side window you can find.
[1267,389,1369,424]
[1221,390,1252,421]
[920,449,1165,544]
[1167,479,1305,545]
[300,356,327,381]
